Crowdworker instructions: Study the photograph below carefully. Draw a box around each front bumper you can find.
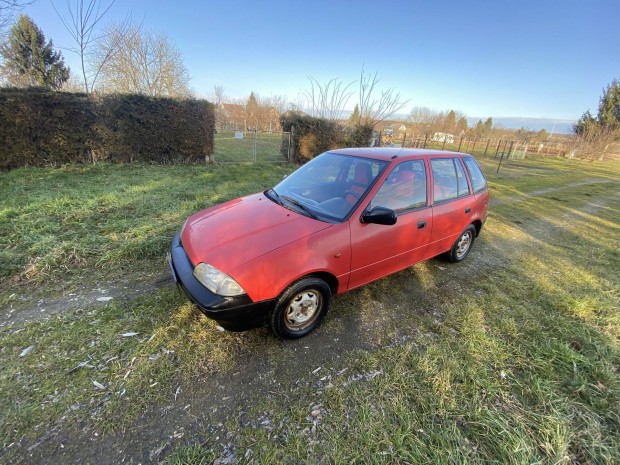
[169,232,274,332]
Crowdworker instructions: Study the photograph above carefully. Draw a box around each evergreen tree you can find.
[483,117,493,131]
[349,104,360,126]
[573,110,598,135]
[444,110,456,132]
[470,119,482,138]
[597,78,620,127]
[0,15,69,89]
[245,92,259,129]
[456,116,468,134]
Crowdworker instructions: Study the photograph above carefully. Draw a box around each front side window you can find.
[269,152,388,222]
[463,157,487,193]
[369,160,427,212]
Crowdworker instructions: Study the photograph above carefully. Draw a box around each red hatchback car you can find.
[169,148,489,339]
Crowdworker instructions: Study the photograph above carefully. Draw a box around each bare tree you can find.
[0,0,33,33]
[408,106,445,135]
[95,23,191,97]
[209,84,225,105]
[52,0,130,94]
[569,123,618,160]
[358,68,409,128]
[303,76,355,120]
[260,94,288,130]
[264,94,289,116]
[208,84,226,126]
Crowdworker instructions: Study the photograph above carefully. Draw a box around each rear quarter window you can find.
[463,157,487,193]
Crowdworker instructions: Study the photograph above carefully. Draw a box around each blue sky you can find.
[18,0,620,123]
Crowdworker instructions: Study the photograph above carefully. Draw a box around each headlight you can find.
[193,263,246,297]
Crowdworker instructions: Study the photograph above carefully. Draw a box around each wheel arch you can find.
[277,271,340,299]
[307,271,340,296]
[472,220,483,237]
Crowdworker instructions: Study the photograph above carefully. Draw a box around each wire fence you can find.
[212,130,291,163]
[378,132,573,159]
[212,128,616,164]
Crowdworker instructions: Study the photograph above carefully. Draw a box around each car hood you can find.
[180,193,332,272]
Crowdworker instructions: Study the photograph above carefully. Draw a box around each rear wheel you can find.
[448,225,476,263]
[269,277,331,339]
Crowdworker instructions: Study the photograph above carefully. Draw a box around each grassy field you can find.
[0,155,619,464]
[213,130,289,163]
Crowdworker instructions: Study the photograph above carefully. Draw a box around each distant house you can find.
[432,132,454,143]
[219,103,246,129]
[217,103,280,131]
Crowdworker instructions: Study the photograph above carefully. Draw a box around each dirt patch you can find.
[0,272,172,328]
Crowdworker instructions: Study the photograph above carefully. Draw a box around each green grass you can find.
[213,131,289,163]
[1,155,619,463]
[0,162,292,304]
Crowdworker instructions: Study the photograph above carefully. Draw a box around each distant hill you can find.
[333,111,576,134]
[466,117,575,134]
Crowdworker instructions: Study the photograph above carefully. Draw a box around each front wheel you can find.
[448,225,476,263]
[269,277,331,339]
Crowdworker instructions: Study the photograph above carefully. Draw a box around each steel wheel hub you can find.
[456,232,472,258]
[285,291,321,328]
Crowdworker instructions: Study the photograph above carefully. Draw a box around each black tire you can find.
[269,277,331,339]
[448,225,476,263]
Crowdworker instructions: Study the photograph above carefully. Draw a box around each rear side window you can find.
[463,157,487,193]
[431,158,469,202]
[454,159,470,197]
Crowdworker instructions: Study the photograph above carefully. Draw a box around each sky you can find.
[13,0,620,125]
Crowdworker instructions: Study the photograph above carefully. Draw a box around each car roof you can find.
[329,147,471,161]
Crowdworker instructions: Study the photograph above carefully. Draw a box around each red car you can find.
[169,148,488,339]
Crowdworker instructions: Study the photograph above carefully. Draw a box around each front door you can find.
[349,160,433,290]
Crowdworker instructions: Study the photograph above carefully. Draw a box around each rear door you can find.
[424,156,474,259]
[348,159,433,289]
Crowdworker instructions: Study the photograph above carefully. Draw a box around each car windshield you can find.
[267,152,388,222]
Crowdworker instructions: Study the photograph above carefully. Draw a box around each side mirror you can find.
[361,206,397,225]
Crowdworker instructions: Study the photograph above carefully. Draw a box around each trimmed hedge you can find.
[0,88,96,168]
[0,88,215,169]
[280,112,373,163]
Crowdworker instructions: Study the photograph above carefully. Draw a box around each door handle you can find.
[417,221,426,229]
[465,207,471,214]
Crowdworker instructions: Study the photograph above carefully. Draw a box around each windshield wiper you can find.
[266,188,283,206]
[281,195,319,220]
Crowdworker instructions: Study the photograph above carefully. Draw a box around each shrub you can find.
[95,94,214,163]
[343,124,373,147]
[0,88,96,169]
[0,88,215,169]
[280,112,372,163]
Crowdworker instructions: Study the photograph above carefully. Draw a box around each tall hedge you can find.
[95,94,214,163]
[0,88,96,168]
[280,112,373,162]
[0,88,215,169]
